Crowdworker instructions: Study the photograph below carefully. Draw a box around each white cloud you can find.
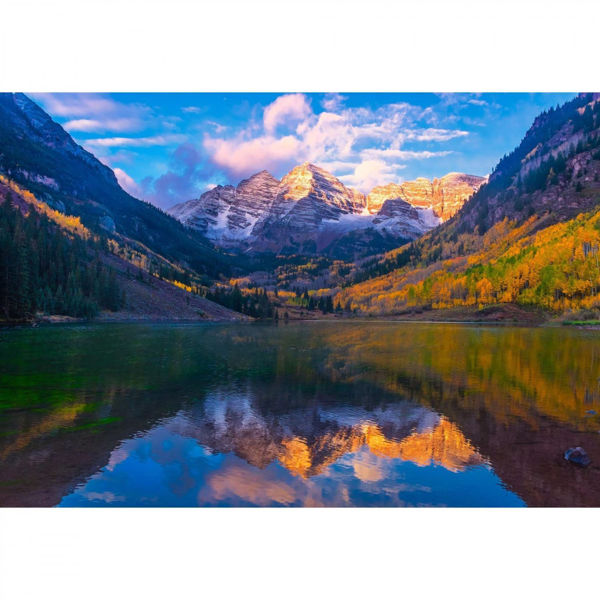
[31,93,150,134]
[85,134,187,148]
[263,93,312,134]
[30,93,122,117]
[64,117,142,133]
[407,128,468,142]
[114,167,143,197]
[321,93,347,112]
[204,134,302,179]
[298,111,356,161]
[339,159,405,192]
[315,160,359,174]
[361,148,453,161]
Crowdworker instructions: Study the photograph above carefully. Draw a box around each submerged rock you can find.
[564,446,591,467]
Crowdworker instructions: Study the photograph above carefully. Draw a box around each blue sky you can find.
[31,92,575,209]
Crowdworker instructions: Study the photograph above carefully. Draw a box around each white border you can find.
[1,0,598,92]
[1,508,598,599]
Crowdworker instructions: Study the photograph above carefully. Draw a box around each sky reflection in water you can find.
[60,398,522,507]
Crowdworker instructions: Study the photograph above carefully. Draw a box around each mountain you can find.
[0,174,245,322]
[170,170,280,243]
[169,162,483,259]
[0,93,232,279]
[335,93,600,318]
[366,172,487,219]
[0,93,250,322]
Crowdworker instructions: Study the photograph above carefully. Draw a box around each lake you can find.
[0,321,599,507]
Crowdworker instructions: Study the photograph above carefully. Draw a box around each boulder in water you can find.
[564,447,591,467]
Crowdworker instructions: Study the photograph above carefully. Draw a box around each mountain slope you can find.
[0,175,245,322]
[0,93,253,321]
[169,162,483,259]
[169,170,280,243]
[0,93,232,279]
[336,93,600,317]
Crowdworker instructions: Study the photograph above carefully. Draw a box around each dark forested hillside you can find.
[0,93,261,322]
[0,176,248,323]
[0,191,122,321]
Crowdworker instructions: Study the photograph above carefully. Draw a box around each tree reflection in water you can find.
[0,322,598,506]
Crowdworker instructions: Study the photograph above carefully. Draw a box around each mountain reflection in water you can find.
[1,321,599,507]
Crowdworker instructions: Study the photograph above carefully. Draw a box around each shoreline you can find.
[1,303,595,329]
[1,317,588,329]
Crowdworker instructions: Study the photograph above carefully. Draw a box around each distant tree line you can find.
[205,285,275,319]
[343,243,420,288]
[294,290,335,312]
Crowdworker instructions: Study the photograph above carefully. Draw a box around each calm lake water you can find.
[1,321,599,507]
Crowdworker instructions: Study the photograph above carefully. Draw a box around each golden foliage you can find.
[0,175,92,240]
[337,210,600,315]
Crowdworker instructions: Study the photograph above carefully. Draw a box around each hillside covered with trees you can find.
[334,93,600,319]
[5,92,600,323]
[0,189,122,321]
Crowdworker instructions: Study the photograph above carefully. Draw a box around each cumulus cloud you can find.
[203,93,469,189]
[298,111,355,161]
[339,160,405,192]
[204,134,303,179]
[263,93,312,134]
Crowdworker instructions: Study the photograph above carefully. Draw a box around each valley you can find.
[2,92,600,325]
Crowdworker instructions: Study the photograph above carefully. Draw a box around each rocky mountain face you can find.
[249,163,372,255]
[169,162,483,259]
[170,170,280,243]
[367,172,487,220]
[457,92,600,233]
